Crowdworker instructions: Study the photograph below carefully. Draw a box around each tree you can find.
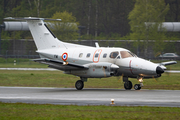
[164,0,180,40]
[128,0,169,57]
[165,0,180,22]
[50,11,79,40]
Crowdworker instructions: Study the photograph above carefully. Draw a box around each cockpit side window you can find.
[109,51,119,59]
[120,51,134,58]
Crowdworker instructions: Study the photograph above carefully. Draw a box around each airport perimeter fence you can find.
[0,39,180,63]
[1,50,39,59]
[0,49,39,65]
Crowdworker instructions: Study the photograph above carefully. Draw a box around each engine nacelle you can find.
[65,62,119,78]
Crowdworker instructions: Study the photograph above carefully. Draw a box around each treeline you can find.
[0,0,180,40]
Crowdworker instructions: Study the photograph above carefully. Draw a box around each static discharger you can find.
[111,99,115,105]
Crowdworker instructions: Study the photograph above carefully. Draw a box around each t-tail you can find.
[4,17,66,50]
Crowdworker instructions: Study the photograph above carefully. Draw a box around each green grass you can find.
[0,58,47,68]
[0,62,48,68]
[0,102,180,120]
[0,70,180,90]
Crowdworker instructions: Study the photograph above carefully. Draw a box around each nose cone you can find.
[156,66,164,74]
[110,64,119,70]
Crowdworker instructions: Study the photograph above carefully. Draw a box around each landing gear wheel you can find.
[134,84,141,90]
[124,81,132,90]
[75,80,84,90]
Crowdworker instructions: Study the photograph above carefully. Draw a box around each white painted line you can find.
[0,68,57,71]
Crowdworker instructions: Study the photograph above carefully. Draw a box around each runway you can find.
[0,87,180,107]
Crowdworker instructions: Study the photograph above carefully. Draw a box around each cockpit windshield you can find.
[120,51,137,58]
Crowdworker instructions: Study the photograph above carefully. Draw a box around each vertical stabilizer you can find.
[4,17,66,50]
[27,19,65,50]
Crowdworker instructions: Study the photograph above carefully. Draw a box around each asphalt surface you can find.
[0,87,180,107]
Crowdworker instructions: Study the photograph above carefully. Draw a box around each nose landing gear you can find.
[134,84,141,90]
[123,76,144,90]
[134,77,143,90]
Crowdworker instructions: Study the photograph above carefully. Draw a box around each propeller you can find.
[102,66,107,78]
[152,65,171,82]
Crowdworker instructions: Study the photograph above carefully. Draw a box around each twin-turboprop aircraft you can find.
[5,17,177,90]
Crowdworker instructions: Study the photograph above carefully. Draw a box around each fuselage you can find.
[37,46,163,78]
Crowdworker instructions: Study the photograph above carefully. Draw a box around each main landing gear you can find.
[75,80,84,90]
[123,76,143,90]
[75,77,87,90]
[124,81,132,90]
[123,76,133,90]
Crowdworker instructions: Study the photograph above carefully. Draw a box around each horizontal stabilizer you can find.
[4,17,61,21]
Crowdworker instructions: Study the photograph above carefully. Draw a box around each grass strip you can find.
[0,70,180,90]
[0,102,180,120]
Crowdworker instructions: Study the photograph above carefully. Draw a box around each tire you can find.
[134,84,141,90]
[75,80,84,90]
[124,81,132,90]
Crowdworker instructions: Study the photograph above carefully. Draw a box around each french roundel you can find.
[62,53,68,61]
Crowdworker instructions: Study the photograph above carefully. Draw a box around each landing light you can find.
[138,78,143,82]
[63,62,68,65]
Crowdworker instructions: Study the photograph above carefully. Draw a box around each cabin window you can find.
[109,51,119,59]
[79,53,83,58]
[86,53,91,58]
[95,53,99,58]
[120,51,134,58]
[103,53,107,58]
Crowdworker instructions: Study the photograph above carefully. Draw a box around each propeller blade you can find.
[102,66,107,78]
[117,74,124,83]
[152,76,158,82]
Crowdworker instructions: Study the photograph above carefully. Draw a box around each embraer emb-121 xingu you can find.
[5,17,177,90]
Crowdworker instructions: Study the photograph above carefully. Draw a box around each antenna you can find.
[95,42,99,48]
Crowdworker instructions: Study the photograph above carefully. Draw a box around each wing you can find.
[32,58,89,71]
[160,61,177,66]
[157,61,177,70]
